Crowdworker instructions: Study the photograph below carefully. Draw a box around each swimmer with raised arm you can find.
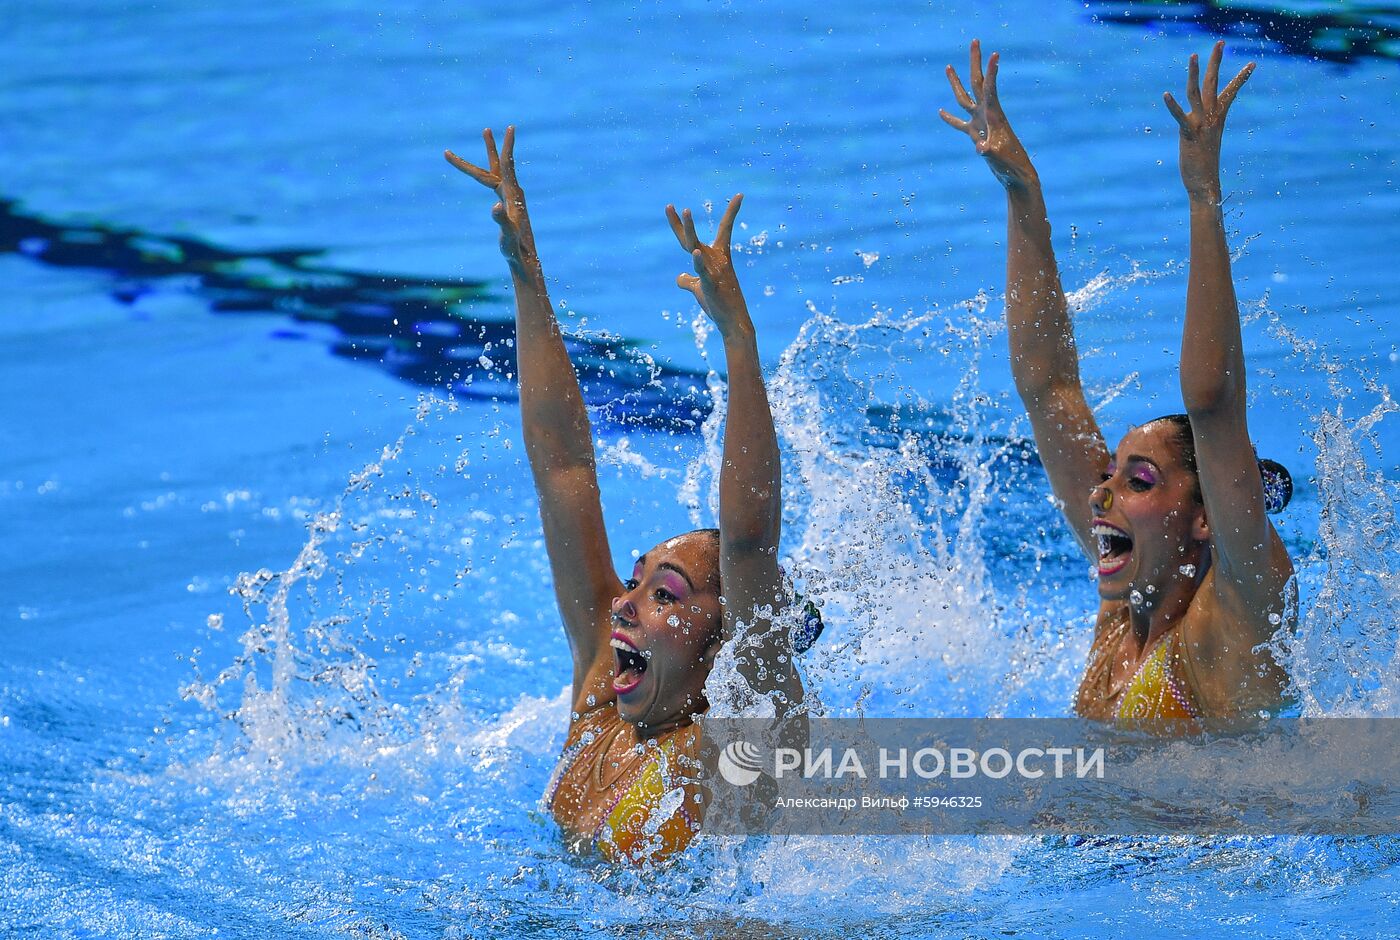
[940,42,1295,732]
[444,128,804,862]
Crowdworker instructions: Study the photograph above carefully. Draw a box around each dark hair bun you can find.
[794,597,825,654]
[1258,458,1293,514]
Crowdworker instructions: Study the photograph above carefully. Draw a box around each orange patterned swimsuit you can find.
[542,708,702,865]
[1077,612,1204,735]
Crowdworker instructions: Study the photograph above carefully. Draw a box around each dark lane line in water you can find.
[2,198,1041,472]
[1086,0,1400,64]
[0,197,712,432]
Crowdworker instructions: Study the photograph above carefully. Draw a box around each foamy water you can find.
[142,261,1400,935]
[5,2,1399,935]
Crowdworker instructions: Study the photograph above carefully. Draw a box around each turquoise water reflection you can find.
[2,1,1398,936]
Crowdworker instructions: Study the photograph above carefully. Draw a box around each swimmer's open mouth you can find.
[1093,520,1133,576]
[611,633,648,695]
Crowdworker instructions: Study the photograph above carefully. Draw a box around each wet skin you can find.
[608,531,723,732]
[1090,420,1210,616]
[546,530,720,854]
[448,128,797,860]
[1083,419,1291,719]
[940,40,1294,727]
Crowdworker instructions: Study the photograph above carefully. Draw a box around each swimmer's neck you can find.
[627,708,704,741]
[1126,546,1212,652]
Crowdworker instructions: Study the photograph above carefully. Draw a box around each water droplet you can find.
[1179,564,1197,577]
[1130,590,1144,605]
[1268,612,1282,625]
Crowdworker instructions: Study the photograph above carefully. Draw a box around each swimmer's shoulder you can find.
[561,699,622,750]
[1179,569,1291,718]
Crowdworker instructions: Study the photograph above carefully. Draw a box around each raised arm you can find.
[445,128,621,704]
[940,41,1108,558]
[1163,45,1290,608]
[666,195,801,707]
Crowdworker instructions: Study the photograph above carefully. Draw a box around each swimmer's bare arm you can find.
[445,128,622,703]
[940,41,1108,558]
[667,196,802,707]
[1165,46,1293,621]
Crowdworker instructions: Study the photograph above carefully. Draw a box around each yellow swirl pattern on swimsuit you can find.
[1115,629,1203,735]
[543,713,701,866]
[595,733,700,865]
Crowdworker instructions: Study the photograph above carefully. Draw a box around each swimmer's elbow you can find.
[719,522,780,559]
[1181,369,1243,418]
[1013,375,1088,420]
[720,485,780,549]
[1012,373,1054,405]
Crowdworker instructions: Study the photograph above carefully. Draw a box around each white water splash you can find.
[679,308,727,528]
[595,435,675,480]
[1236,300,1400,716]
[173,269,1400,929]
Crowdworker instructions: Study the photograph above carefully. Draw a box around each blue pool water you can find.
[3,1,1399,936]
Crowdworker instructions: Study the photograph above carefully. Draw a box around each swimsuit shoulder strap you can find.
[1166,624,1209,721]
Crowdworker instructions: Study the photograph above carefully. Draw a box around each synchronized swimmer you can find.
[446,41,1297,863]
[940,40,1294,732]
[445,129,808,864]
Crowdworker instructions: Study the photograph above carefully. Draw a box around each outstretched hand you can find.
[1163,42,1255,200]
[666,194,751,336]
[939,40,1036,190]
[445,126,538,268]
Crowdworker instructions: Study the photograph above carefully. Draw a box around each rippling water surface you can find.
[3,1,1399,937]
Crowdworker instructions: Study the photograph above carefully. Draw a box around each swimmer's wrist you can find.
[716,313,756,343]
[1002,170,1041,195]
[507,254,545,286]
[1187,188,1224,210]
[1005,178,1047,217]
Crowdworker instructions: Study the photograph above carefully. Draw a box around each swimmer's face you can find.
[1089,421,1209,605]
[609,531,723,730]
